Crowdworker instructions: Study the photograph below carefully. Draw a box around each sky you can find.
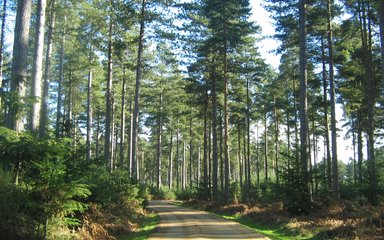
[249,1,355,164]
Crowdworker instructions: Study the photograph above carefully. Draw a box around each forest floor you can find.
[182,199,384,240]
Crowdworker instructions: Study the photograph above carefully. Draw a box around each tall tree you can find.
[299,0,311,211]
[30,0,47,132]
[7,0,32,132]
[131,0,146,182]
[0,0,7,112]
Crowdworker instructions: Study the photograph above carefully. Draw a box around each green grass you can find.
[115,212,159,240]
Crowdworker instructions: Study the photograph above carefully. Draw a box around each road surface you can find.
[147,200,270,240]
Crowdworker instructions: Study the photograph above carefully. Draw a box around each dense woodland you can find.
[0,0,384,239]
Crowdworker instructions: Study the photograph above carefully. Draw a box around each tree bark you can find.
[86,69,93,162]
[156,92,163,190]
[0,0,7,112]
[211,71,219,200]
[119,66,127,165]
[131,0,146,183]
[55,28,64,138]
[40,0,56,138]
[30,0,46,132]
[320,37,332,190]
[327,0,339,201]
[7,0,32,132]
[104,13,114,171]
[168,130,173,189]
[299,0,311,209]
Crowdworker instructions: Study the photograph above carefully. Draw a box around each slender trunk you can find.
[352,117,357,184]
[321,37,332,190]
[379,0,384,79]
[176,127,180,189]
[40,0,56,137]
[264,113,268,182]
[197,145,201,187]
[156,92,163,190]
[274,99,279,184]
[104,15,113,171]
[219,109,224,193]
[131,0,146,183]
[30,0,46,132]
[299,0,311,209]
[256,125,260,185]
[357,111,363,183]
[359,1,377,204]
[129,100,133,177]
[0,0,7,114]
[211,72,219,200]
[86,69,92,161]
[7,0,32,132]
[237,125,243,189]
[189,117,193,188]
[246,79,251,196]
[203,94,209,196]
[96,111,101,160]
[55,30,65,138]
[182,141,186,190]
[223,46,230,202]
[168,131,173,189]
[120,66,127,164]
[327,0,339,200]
[66,65,73,137]
[286,107,291,171]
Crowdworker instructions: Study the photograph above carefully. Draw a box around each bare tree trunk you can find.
[274,99,279,184]
[104,14,113,171]
[0,0,7,113]
[40,0,56,138]
[327,0,339,200]
[223,48,230,202]
[264,112,268,182]
[131,0,146,183]
[176,127,180,189]
[379,0,384,79]
[182,141,186,190]
[246,79,251,197]
[203,93,208,196]
[119,66,127,165]
[320,37,332,190]
[299,0,311,209]
[55,27,65,138]
[237,125,243,189]
[189,116,193,189]
[211,72,219,200]
[256,125,260,185]
[96,110,101,160]
[86,69,92,162]
[30,0,46,132]
[7,0,32,132]
[168,130,173,189]
[156,92,163,190]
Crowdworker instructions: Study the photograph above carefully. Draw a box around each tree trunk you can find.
[327,0,339,201]
[156,92,163,190]
[119,66,127,165]
[264,112,268,182]
[104,14,113,171]
[30,0,46,132]
[96,111,101,160]
[7,0,32,132]
[256,125,260,185]
[0,0,7,113]
[203,93,209,196]
[55,28,64,138]
[357,111,363,183]
[246,79,251,196]
[274,99,279,185]
[131,0,146,183]
[211,71,219,200]
[182,141,186,190]
[86,69,93,161]
[299,0,311,210]
[223,48,230,202]
[176,127,180,189]
[189,116,193,188]
[320,37,332,190]
[168,130,173,189]
[237,125,243,189]
[359,1,377,205]
[39,0,55,137]
[379,0,384,79]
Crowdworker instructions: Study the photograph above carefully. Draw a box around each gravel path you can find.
[147,200,270,240]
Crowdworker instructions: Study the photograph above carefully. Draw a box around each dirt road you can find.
[147,200,270,240]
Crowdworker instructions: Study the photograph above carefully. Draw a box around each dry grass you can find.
[185,199,384,239]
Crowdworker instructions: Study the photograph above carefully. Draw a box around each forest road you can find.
[147,200,270,240]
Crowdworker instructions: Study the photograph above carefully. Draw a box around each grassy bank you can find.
[115,212,159,240]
